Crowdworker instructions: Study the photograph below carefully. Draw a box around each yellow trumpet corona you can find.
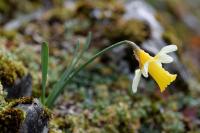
[136,49,177,92]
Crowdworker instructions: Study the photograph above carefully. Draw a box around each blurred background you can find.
[0,0,200,132]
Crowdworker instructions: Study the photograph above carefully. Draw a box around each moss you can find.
[51,0,64,7]
[0,30,18,40]
[42,7,74,25]
[0,108,25,133]
[43,106,52,121]
[0,82,7,110]
[162,30,180,45]
[50,117,67,132]
[9,97,33,106]
[0,49,27,86]
[50,103,141,132]
[0,0,41,24]
[2,97,33,111]
[155,12,182,47]
[103,19,151,44]
[75,1,94,18]
[161,111,185,132]
[75,0,125,22]
[48,128,62,133]
[0,97,52,133]
[0,0,10,14]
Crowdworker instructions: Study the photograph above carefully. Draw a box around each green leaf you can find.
[41,42,49,104]
[83,32,92,52]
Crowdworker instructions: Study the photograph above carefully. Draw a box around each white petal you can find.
[141,61,150,78]
[159,54,173,63]
[159,45,177,55]
[132,69,142,93]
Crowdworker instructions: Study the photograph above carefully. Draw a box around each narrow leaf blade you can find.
[41,42,49,104]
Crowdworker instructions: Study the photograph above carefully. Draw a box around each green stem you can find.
[45,40,139,108]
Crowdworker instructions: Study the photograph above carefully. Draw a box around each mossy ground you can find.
[47,66,199,132]
[0,108,25,133]
[0,97,32,133]
[0,47,27,86]
[0,97,51,133]
[0,0,200,132]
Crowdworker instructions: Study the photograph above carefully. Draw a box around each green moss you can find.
[43,106,52,121]
[0,49,27,86]
[3,97,33,111]
[50,103,141,133]
[162,30,180,45]
[0,0,41,14]
[50,117,67,132]
[43,7,74,24]
[75,1,94,17]
[9,97,33,106]
[155,12,183,46]
[0,108,25,133]
[161,111,185,132]
[0,1,10,13]
[0,0,41,24]
[75,0,125,22]
[0,30,18,40]
[48,128,63,133]
[0,97,52,133]
[103,19,151,44]
[0,82,7,110]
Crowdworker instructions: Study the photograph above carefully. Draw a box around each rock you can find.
[18,99,50,133]
[5,74,32,99]
[0,97,51,133]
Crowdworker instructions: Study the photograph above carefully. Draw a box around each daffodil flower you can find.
[132,45,177,93]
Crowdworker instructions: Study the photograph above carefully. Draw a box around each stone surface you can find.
[5,74,32,99]
[18,99,50,133]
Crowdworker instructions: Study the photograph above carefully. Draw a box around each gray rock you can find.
[5,74,32,99]
[18,99,50,133]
